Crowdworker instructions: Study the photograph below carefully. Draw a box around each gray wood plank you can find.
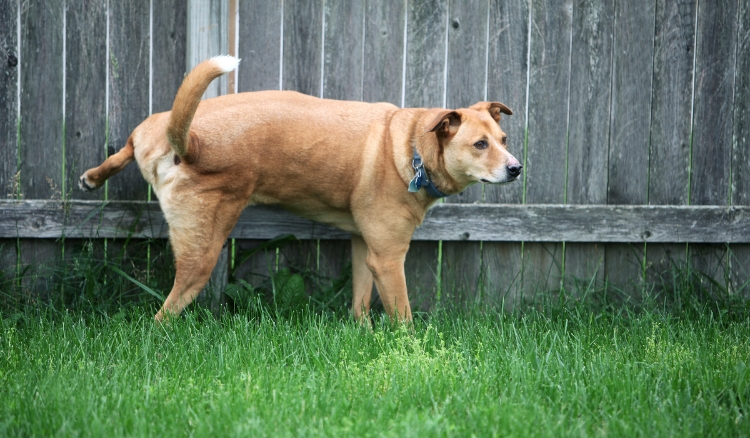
[238,0,282,92]
[605,0,656,294]
[233,1,283,298]
[282,0,323,96]
[482,0,529,309]
[19,0,65,296]
[65,0,107,202]
[564,0,614,292]
[5,201,750,243]
[441,0,489,306]
[152,0,187,113]
[403,0,448,310]
[731,0,750,298]
[0,0,18,283]
[362,0,404,105]
[523,0,573,295]
[319,0,365,298]
[645,0,696,291]
[186,0,228,97]
[689,0,739,293]
[107,0,151,201]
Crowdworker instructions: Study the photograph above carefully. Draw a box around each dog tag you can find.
[408,178,420,192]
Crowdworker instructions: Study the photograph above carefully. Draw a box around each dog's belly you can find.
[248,193,360,234]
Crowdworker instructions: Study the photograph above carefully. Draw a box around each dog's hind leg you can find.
[79,137,135,191]
[154,198,244,321]
[351,235,373,322]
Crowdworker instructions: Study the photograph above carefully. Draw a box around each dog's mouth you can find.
[480,177,517,184]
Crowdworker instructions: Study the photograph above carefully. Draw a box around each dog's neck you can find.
[414,131,462,197]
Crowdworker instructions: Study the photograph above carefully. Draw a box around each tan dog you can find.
[79,56,521,322]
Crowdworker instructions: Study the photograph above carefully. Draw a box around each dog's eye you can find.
[473,140,488,150]
[502,136,507,145]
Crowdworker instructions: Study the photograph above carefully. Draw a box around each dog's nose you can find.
[507,163,523,178]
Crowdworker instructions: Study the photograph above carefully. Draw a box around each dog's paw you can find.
[78,175,95,191]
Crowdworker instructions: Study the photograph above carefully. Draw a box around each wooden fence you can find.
[1,0,748,310]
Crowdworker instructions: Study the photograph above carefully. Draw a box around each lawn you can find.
[1,303,748,437]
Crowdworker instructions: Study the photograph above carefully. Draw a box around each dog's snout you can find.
[507,163,522,178]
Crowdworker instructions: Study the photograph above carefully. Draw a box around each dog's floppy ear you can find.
[470,101,513,123]
[426,110,462,137]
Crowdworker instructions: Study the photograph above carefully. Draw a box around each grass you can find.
[1,239,749,436]
[1,303,748,437]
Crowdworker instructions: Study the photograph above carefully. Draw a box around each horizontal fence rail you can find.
[2,200,749,243]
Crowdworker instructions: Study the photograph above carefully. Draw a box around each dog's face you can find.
[428,102,522,187]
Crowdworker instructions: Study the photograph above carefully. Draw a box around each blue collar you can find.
[408,149,449,198]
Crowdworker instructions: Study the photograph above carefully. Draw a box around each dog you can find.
[79,56,521,322]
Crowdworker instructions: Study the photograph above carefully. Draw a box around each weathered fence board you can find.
[442,0,489,304]
[564,0,614,291]
[731,1,750,295]
[19,0,65,294]
[153,0,188,113]
[645,0,696,288]
[362,0,405,105]
[403,0,448,309]
[238,0,282,93]
[482,0,528,308]
[522,0,572,296]
[0,0,18,287]
[605,0,656,294]
[4,201,750,244]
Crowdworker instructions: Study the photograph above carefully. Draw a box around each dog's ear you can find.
[426,110,462,137]
[470,101,513,123]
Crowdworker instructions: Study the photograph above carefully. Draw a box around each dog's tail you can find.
[167,55,240,160]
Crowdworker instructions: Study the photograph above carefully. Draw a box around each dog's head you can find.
[425,101,521,188]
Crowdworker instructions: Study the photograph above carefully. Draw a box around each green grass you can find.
[1,304,748,437]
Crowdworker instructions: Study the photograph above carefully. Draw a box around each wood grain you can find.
[523,0,573,296]
[4,201,750,243]
[238,0,282,93]
[152,0,187,113]
[482,0,529,310]
[605,0,656,295]
[0,0,18,283]
[362,0,405,105]
[107,0,151,201]
[731,0,750,298]
[403,0,448,310]
[186,0,228,96]
[442,0,489,306]
[282,0,323,95]
[645,0,696,291]
[564,0,614,293]
[689,0,739,294]
[19,0,64,296]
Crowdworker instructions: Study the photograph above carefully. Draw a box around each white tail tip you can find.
[211,55,240,73]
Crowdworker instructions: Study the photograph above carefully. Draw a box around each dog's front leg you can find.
[362,236,412,323]
[351,235,373,322]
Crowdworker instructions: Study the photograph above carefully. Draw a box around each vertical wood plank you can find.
[403,0,448,310]
[238,0,282,93]
[186,0,228,95]
[19,0,64,295]
[645,0,696,292]
[605,0,656,295]
[283,0,323,95]
[482,0,529,310]
[564,0,614,294]
[63,0,108,299]
[441,0,488,306]
[108,0,150,201]
[0,0,18,286]
[522,0,572,297]
[65,0,107,202]
[279,0,324,299]
[233,0,283,294]
[318,0,365,297]
[689,0,738,296]
[731,0,750,298]
[362,0,405,105]
[152,0,187,113]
